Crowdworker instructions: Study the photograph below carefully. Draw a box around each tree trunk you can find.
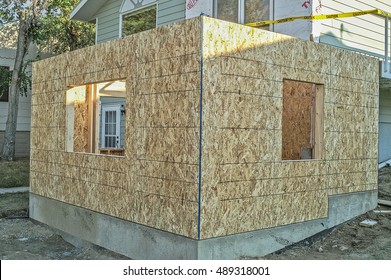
[1,20,32,161]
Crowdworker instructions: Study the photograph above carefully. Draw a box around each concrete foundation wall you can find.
[30,190,377,259]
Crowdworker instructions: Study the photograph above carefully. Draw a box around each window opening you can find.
[216,0,239,23]
[215,0,270,29]
[282,79,324,160]
[244,0,270,25]
[66,80,126,156]
[0,66,10,102]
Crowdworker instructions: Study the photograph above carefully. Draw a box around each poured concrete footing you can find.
[29,190,377,259]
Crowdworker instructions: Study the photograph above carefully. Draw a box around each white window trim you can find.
[95,17,98,44]
[101,104,121,149]
[119,1,158,38]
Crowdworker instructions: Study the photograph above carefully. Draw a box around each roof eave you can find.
[70,0,107,22]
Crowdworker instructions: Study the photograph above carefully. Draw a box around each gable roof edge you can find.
[70,0,107,22]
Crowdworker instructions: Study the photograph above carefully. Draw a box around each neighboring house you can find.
[71,0,186,44]
[71,0,391,163]
[0,23,36,158]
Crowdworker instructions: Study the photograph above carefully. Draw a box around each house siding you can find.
[379,88,391,162]
[0,48,32,132]
[316,0,391,163]
[0,96,31,132]
[0,131,30,158]
[95,0,122,44]
[319,0,391,58]
[273,0,313,41]
[95,0,186,43]
[157,0,186,27]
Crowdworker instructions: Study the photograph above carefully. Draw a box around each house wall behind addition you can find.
[0,131,30,158]
[273,0,313,41]
[200,17,379,239]
[95,0,122,44]
[0,48,32,132]
[0,47,34,158]
[95,0,186,44]
[319,0,391,58]
[379,88,391,163]
[157,0,186,27]
[30,18,201,239]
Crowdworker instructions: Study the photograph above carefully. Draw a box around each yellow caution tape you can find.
[246,9,391,28]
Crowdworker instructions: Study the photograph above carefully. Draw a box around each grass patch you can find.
[0,159,30,188]
[0,192,29,218]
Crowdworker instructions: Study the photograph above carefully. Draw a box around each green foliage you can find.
[0,0,95,97]
[18,61,32,97]
[36,0,95,54]
[0,66,10,101]
[0,1,23,24]
[0,1,95,54]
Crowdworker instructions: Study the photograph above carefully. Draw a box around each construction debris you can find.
[359,219,378,228]
[373,210,391,214]
[378,199,391,207]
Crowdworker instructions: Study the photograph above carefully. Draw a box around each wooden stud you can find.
[314,84,324,159]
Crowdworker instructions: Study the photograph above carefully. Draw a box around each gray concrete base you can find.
[0,186,29,194]
[29,190,377,259]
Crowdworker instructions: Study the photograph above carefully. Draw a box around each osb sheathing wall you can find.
[31,18,201,239]
[200,17,378,238]
[31,17,379,240]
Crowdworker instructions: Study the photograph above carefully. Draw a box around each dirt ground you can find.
[265,166,391,260]
[0,193,129,260]
[1,168,391,260]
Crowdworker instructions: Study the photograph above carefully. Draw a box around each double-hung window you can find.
[120,0,157,37]
[215,0,271,28]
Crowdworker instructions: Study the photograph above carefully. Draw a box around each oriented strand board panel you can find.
[73,90,89,153]
[31,16,379,241]
[200,17,378,239]
[282,80,314,160]
[31,18,202,239]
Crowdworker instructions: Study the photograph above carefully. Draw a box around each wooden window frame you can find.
[119,1,157,38]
